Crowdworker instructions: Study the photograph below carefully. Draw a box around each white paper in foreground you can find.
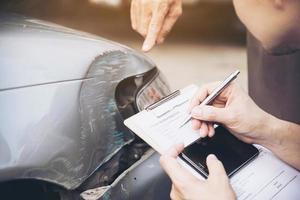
[179,146,300,200]
[124,84,300,200]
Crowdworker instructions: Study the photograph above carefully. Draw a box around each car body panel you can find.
[0,13,157,189]
[0,14,154,90]
[81,150,172,200]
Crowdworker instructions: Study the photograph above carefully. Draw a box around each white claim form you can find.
[230,146,300,200]
[124,85,300,200]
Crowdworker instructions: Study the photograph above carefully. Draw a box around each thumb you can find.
[206,154,227,178]
[164,143,185,158]
[191,105,230,124]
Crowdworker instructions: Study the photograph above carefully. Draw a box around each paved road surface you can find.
[126,42,247,91]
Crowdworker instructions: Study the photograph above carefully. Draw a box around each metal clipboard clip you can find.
[145,90,181,111]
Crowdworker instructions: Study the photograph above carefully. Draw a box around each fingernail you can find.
[207,154,217,160]
[199,129,206,137]
[192,107,203,116]
[142,43,151,52]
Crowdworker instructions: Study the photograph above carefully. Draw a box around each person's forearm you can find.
[257,115,300,170]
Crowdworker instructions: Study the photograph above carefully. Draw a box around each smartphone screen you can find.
[179,126,259,178]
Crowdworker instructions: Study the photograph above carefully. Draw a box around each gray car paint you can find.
[0,13,158,189]
[81,150,171,200]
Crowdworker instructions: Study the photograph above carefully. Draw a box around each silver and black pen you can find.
[179,70,240,128]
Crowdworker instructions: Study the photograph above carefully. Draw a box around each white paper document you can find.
[125,85,200,153]
[231,146,300,200]
[124,84,300,200]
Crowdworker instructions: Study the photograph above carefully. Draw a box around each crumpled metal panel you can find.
[0,14,156,189]
[81,150,172,200]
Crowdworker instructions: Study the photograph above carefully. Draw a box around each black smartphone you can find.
[179,126,259,178]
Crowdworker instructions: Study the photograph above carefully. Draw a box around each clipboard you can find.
[124,84,200,154]
[145,89,181,111]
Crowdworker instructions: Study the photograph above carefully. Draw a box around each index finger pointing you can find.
[142,2,170,51]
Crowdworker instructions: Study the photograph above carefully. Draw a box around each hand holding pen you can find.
[180,70,240,137]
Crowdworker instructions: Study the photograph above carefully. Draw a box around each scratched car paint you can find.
[0,14,172,200]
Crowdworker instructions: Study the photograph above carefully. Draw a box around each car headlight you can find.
[135,70,170,111]
[115,68,171,119]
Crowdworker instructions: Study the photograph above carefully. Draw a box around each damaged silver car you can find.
[0,13,172,200]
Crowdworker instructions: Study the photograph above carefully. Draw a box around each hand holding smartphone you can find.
[179,126,259,178]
